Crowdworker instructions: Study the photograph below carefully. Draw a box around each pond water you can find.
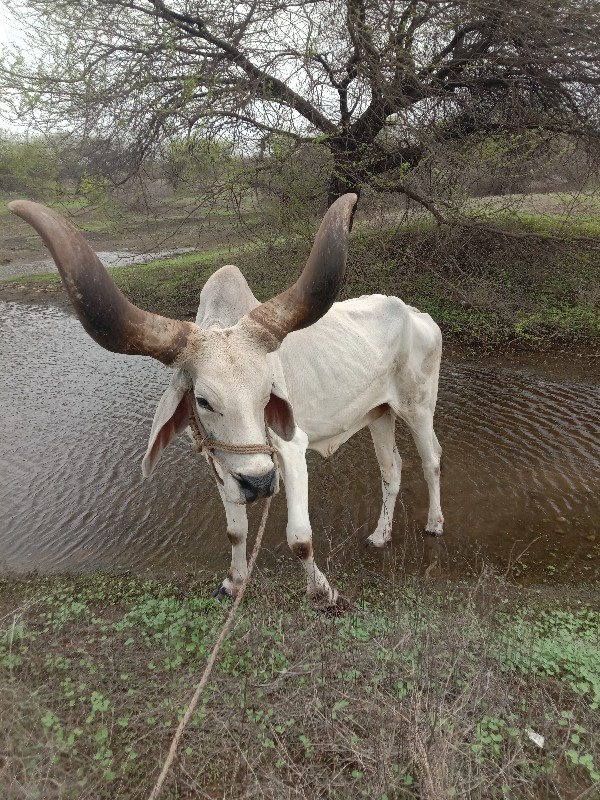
[0,249,192,279]
[1,301,598,585]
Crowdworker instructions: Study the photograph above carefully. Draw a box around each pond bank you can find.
[2,273,600,366]
[0,247,195,279]
[1,206,599,350]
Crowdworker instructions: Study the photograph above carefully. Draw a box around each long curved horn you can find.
[8,201,194,366]
[246,192,358,344]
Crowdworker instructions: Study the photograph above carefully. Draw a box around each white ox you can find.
[10,195,443,609]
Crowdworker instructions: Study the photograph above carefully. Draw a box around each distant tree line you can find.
[0,131,124,197]
[1,0,599,219]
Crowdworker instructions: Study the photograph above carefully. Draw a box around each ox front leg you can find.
[214,486,249,598]
[366,409,402,548]
[406,410,444,536]
[277,430,347,610]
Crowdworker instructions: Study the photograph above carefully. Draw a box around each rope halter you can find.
[187,391,278,486]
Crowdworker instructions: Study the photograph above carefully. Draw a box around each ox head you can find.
[9,194,357,504]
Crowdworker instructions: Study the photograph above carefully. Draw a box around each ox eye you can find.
[196,396,214,412]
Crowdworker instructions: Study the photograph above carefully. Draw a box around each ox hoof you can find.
[425,527,444,538]
[212,582,234,600]
[311,588,351,616]
[318,593,351,617]
[365,536,391,549]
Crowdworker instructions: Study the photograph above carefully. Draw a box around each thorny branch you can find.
[1,0,599,209]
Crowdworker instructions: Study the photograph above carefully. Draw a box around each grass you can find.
[344,219,600,347]
[471,208,600,239]
[2,245,243,319]
[5,270,60,285]
[76,221,116,234]
[226,216,600,348]
[1,571,599,798]
[2,198,600,349]
[134,246,236,271]
[113,246,247,317]
[520,212,600,238]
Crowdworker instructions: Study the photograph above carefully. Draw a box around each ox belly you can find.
[308,405,389,457]
[278,295,417,449]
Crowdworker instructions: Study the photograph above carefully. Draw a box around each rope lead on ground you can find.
[147,495,272,800]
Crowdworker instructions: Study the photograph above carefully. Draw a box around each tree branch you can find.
[131,0,338,134]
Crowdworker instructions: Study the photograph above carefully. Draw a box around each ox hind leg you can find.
[405,409,444,536]
[214,485,249,598]
[366,409,402,548]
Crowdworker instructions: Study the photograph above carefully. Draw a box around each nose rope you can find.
[188,392,278,486]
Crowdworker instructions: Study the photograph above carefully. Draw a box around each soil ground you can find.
[1,571,599,799]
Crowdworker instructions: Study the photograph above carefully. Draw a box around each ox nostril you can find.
[238,477,259,503]
[237,469,277,502]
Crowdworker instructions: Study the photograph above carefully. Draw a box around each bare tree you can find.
[1,0,600,209]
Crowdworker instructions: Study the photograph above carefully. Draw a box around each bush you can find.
[0,131,59,197]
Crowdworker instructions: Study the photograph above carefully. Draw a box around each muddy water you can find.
[0,249,192,279]
[1,302,598,584]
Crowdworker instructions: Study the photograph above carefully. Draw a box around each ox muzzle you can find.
[235,468,278,503]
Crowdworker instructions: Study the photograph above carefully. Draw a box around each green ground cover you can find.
[1,572,598,798]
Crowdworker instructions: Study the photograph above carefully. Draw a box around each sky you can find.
[0,1,23,49]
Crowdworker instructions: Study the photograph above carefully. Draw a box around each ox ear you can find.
[142,370,193,478]
[265,360,296,441]
[265,390,295,441]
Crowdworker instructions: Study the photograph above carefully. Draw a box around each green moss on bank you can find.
[2,244,241,318]
[478,209,600,239]
[1,572,599,798]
